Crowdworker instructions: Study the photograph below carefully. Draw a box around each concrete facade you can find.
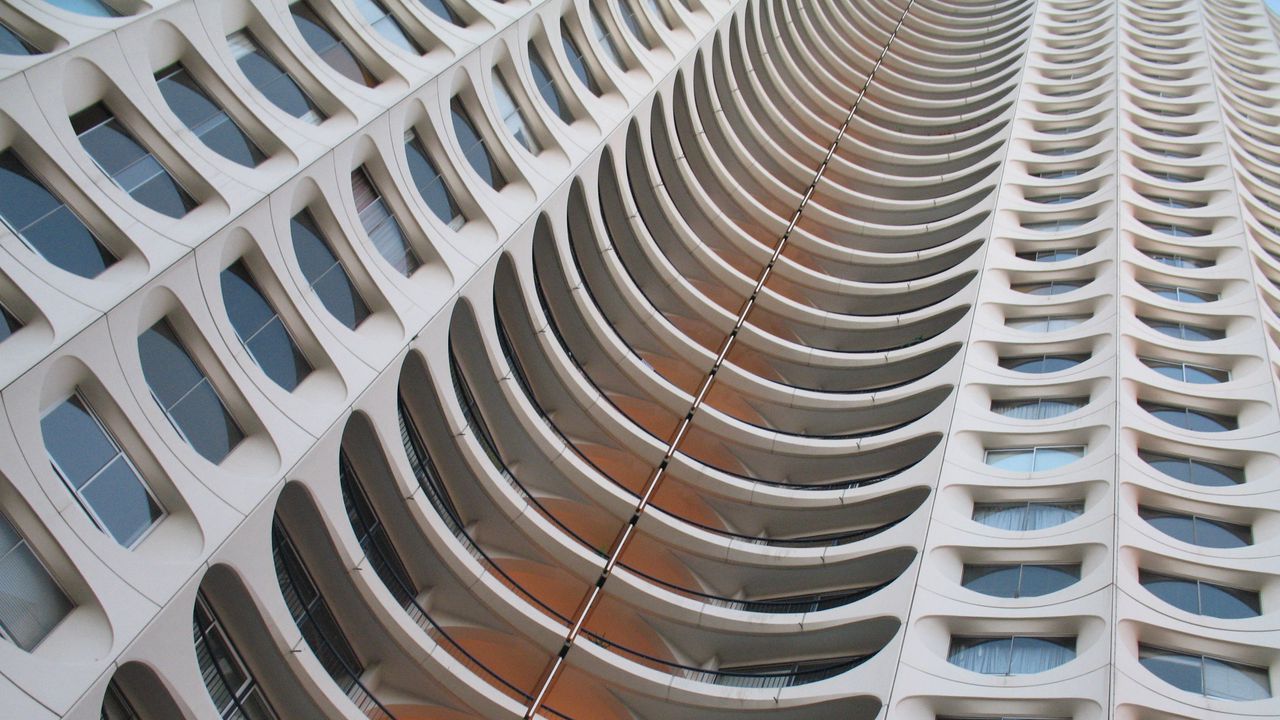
[0,0,1277,718]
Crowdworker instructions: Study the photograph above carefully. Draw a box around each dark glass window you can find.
[404,130,463,229]
[1139,451,1244,487]
[1016,248,1086,262]
[1012,280,1084,296]
[291,2,376,86]
[353,0,422,54]
[1146,252,1212,269]
[1140,507,1251,548]
[450,98,506,189]
[271,521,364,692]
[100,680,141,720]
[156,64,263,168]
[352,167,420,277]
[962,564,1081,598]
[1140,571,1260,619]
[1145,283,1217,303]
[973,501,1084,531]
[220,261,312,391]
[0,511,72,651]
[618,0,653,48]
[72,103,194,218]
[138,320,244,463]
[339,453,418,606]
[1139,645,1271,700]
[45,0,117,17]
[0,21,38,55]
[0,303,20,343]
[561,21,601,95]
[1142,318,1225,341]
[1140,403,1237,432]
[42,394,163,547]
[493,73,541,153]
[418,0,463,26]
[948,636,1076,675]
[530,43,573,122]
[999,354,1088,374]
[290,210,369,329]
[193,593,278,719]
[1141,358,1229,384]
[0,150,115,277]
[590,4,626,69]
[228,31,325,124]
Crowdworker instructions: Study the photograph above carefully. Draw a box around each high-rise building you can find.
[0,0,1278,718]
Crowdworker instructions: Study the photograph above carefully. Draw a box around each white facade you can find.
[0,0,1278,718]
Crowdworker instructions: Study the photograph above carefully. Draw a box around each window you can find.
[998,354,1087,374]
[1035,146,1088,157]
[1144,284,1217,303]
[962,564,1081,598]
[0,21,38,55]
[1139,646,1270,701]
[561,21,601,95]
[1030,168,1087,179]
[0,303,20,343]
[404,130,463,229]
[590,4,627,69]
[353,0,422,54]
[1140,507,1251,548]
[1140,403,1237,432]
[193,593,278,719]
[352,167,420,277]
[290,210,369,329]
[1140,451,1244,487]
[272,521,365,696]
[1005,315,1089,332]
[493,72,541,154]
[451,98,506,189]
[986,446,1084,472]
[530,43,573,123]
[138,319,244,463]
[156,65,264,168]
[1142,318,1224,341]
[220,261,312,391]
[0,150,116,277]
[1016,248,1086,262]
[419,0,463,25]
[72,103,194,218]
[618,0,653,48]
[1143,195,1203,209]
[973,501,1083,531]
[1144,169,1200,183]
[991,397,1087,420]
[340,453,419,608]
[44,0,117,16]
[1026,193,1088,204]
[1011,280,1085,296]
[643,0,672,29]
[101,680,141,720]
[948,636,1075,675]
[291,2,377,86]
[0,511,72,651]
[1021,219,1087,232]
[228,31,325,124]
[1141,358,1228,384]
[42,394,163,547]
[1139,572,1260,619]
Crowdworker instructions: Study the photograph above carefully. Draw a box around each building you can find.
[0,0,1278,718]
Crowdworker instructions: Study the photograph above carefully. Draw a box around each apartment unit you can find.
[0,0,1278,718]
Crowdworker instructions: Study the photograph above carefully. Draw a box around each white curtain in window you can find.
[0,518,72,651]
[973,504,1026,531]
[1009,637,1074,674]
[1025,502,1081,530]
[948,638,1012,674]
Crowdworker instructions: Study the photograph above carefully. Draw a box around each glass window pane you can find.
[1140,647,1204,694]
[0,515,73,651]
[1017,564,1080,596]
[1009,636,1074,674]
[494,74,541,154]
[1141,509,1197,543]
[1140,572,1200,614]
[1193,516,1251,549]
[960,565,1021,597]
[419,0,463,25]
[354,0,421,54]
[0,304,20,343]
[985,449,1035,472]
[292,3,376,85]
[352,168,421,276]
[138,321,243,463]
[45,0,118,17]
[561,23,600,95]
[168,381,245,462]
[42,397,118,488]
[1205,657,1271,700]
[73,105,193,218]
[1198,582,1261,619]
[972,503,1026,531]
[590,5,626,69]
[1025,502,1082,530]
[0,151,115,278]
[948,637,1012,675]
[1032,446,1083,470]
[157,66,263,167]
[228,31,325,124]
[0,22,37,55]
[450,99,506,189]
[530,44,572,122]
[80,456,162,546]
[404,133,463,228]
[290,212,369,329]
[137,321,206,409]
